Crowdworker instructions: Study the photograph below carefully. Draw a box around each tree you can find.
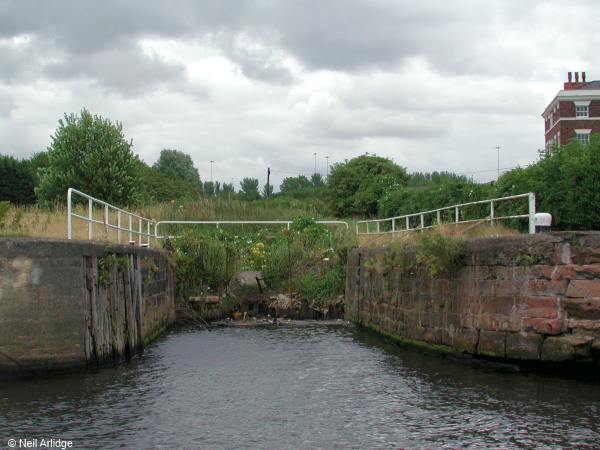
[203,181,215,197]
[153,149,201,186]
[280,175,312,195]
[311,173,325,187]
[0,155,37,204]
[138,162,201,203]
[239,177,260,201]
[324,154,409,217]
[36,110,140,205]
[262,182,273,198]
[496,135,600,230]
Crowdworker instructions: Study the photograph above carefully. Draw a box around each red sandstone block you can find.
[528,265,554,280]
[478,330,507,357]
[482,295,516,316]
[527,279,568,296]
[566,319,600,332]
[506,332,543,360]
[552,265,576,280]
[522,318,562,335]
[523,296,559,319]
[478,313,520,332]
[561,297,600,320]
[453,328,478,353]
[573,265,600,278]
[566,280,600,298]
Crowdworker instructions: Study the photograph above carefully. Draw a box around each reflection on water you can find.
[1,325,599,449]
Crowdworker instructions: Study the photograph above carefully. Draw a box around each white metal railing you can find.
[67,188,155,246]
[356,193,536,235]
[155,220,349,239]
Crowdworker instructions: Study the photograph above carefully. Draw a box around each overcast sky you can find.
[0,1,598,189]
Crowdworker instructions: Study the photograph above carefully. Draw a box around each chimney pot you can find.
[582,72,586,82]
[575,72,579,82]
[568,71,572,82]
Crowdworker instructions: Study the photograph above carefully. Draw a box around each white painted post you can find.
[391,218,395,233]
[528,193,536,234]
[117,211,121,243]
[128,214,133,242]
[147,221,151,247]
[406,216,410,230]
[490,201,495,226]
[455,207,459,223]
[88,198,93,240]
[138,218,142,246]
[67,188,72,240]
[420,214,424,229]
[437,210,441,225]
[376,221,380,233]
[104,204,109,234]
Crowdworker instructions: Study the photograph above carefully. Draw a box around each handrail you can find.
[356,192,536,235]
[155,220,349,239]
[67,188,155,247]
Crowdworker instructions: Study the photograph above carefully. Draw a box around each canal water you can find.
[1,325,600,449]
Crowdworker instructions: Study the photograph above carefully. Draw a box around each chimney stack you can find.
[575,72,579,82]
[582,72,587,82]
[568,72,572,82]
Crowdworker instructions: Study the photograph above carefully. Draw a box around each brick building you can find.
[542,72,600,149]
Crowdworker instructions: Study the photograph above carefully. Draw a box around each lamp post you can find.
[313,152,317,175]
[210,160,214,183]
[325,156,329,178]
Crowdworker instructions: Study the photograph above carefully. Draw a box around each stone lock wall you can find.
[345,232,600,364]
[0,238,175,378]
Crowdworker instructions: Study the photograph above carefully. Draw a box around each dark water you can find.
[1,325,600,449]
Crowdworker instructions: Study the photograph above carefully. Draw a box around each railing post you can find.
[117,211,122,243]
[88,198,93,240]
[406,216,410,230]
[391,218,395,233]
[420,214,424,230]
[67,188,72,240]
[455,207,459,223]
[128,214,133,242]
[528,193,536,234]
[104,204,109,235]
[138,218,142,246]
[436,210,441,225]
[490,201,495,226]
[147,221,151,247]
[376,222,380,233]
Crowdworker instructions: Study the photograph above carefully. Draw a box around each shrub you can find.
[0,155,37,204]
[324,154,409,217]
[36,109,140,205]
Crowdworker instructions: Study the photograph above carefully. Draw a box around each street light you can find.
[313,152,317,175]
[325,156,329,178]
[210,160,214,182]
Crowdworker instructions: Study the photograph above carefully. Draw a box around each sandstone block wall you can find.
[345,232,600,364]
[0,238,175,378]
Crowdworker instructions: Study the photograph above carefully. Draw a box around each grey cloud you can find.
[43,42,187,96]
[0,0,567,88]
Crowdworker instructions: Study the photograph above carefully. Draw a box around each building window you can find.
[575,129,591,145]
[575,105,589,117]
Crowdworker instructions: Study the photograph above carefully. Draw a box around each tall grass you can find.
[0,196,337,245]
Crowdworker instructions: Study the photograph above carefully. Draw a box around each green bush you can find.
[0,155,37,204]
[36,109,140,205]
[324,154,409,217]
[416,231,466,277]
[297,265,345,305]
[496,136,600,230]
